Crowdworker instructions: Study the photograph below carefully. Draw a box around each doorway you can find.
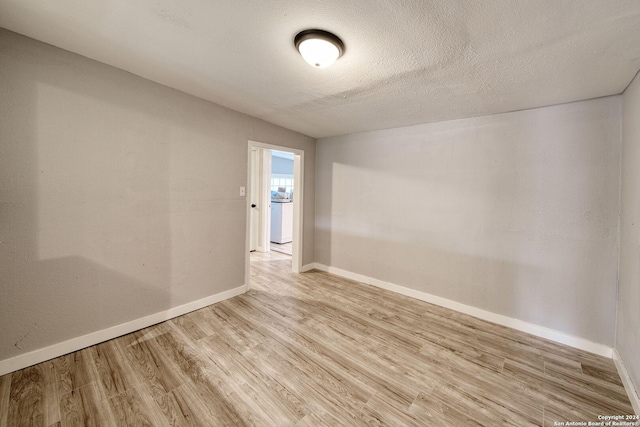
[270,149,295,256]
[246,141,304,286]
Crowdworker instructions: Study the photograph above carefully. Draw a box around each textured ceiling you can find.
[1,0,639,138]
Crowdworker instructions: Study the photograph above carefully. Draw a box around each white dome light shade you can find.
[298,38,339,68]
[294,30,344,68]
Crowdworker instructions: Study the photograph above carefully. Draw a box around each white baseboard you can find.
[300,262,316,272]
[614,349,640,415]
[313,263,613,358]
[0,284,247,376]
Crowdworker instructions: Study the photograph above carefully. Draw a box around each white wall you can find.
[618,72,640,396]
[272,153,294,175]
[316,97,621,346]
[0,28,315,366]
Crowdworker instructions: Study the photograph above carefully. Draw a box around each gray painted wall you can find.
[618,72,640,394]
[0,28,315,363]
[272,155,294,175]
[316,97,621,346]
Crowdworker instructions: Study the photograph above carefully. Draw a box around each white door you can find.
[249,148,259,251]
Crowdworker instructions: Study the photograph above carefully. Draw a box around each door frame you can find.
[246,140,305,285]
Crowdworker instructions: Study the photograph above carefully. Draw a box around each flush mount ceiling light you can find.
[294,29,344,68]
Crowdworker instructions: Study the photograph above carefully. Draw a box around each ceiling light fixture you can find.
[294,29,344,68]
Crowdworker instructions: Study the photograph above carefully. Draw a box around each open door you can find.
[249,148,259,252]
[248,147,272,253]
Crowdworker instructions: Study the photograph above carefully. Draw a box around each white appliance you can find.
[271,201,293,244]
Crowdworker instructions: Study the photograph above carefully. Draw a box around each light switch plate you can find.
[240,186,246,196]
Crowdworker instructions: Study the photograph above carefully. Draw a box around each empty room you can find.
[1,1,640,426]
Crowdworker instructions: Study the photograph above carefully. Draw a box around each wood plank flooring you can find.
[0,251,634,426]
[270,242,292,256]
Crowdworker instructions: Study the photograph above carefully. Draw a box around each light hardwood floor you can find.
[270,241,292,256]
[1,251,634,426]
